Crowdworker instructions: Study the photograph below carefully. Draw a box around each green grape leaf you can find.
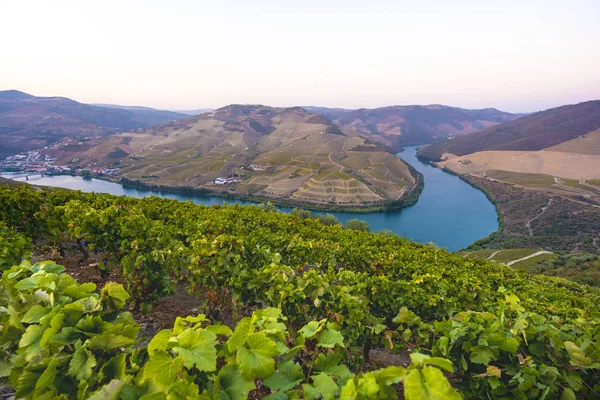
[87,333,136,351]
[340,379,357,400]
[88,379,126,400]
[148,329,172,356]
[68,347,97,381]
[264,360,304,391]
[227,317,253,352]
[142,351,185,389]
[423,357,453,373]
[214,365,255,400]
[561,388,576,400]
[409,352,430,366]
[40,312,64,348]
[404,366,462,400]
[489,333,519,354]
[206,324,233,337]
[101,282,130,310]
[35,358,60,394]
[373,366,406,386]
[168,380,201,399]
[15,369,41,399]
[99,353,127,382]
[303,384,322,400]
[317,329,345,348]
[312,373,339,400]
[236,332,280,379]
[21,305,50,324]
[0,359,11,378]
[355,373,380,397]
[299,320,325,339]
[172,328,217,371]
[19,324,45,348]
[470,346,495,365]
[564,341,592,367]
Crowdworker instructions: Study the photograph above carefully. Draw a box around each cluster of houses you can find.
[0,151,66,174]
[214,177,240,185]
[0,145,118,178]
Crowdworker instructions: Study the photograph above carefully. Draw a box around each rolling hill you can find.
[0,90,188,159]
[305,105,520,151]
[418,100,600,161]
[64,105,419,210]
[414,100,600,254]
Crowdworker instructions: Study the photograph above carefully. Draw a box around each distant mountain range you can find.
[419,100,600,160]
[0,90,188,158]
[305,105,521,151]
[94,104,213,116]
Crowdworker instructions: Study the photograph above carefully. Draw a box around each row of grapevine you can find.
[0,259,458,399]
[1,184,599,398]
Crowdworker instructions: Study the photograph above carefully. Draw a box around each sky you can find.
[1,0,599,113]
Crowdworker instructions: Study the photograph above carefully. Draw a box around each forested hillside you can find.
[1,183,599,399]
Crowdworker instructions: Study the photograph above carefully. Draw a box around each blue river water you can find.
[3,146,498,251]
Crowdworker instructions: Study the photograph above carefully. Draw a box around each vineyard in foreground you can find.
[1,184,600,398]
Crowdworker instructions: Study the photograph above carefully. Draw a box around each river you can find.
[2,146,498,251]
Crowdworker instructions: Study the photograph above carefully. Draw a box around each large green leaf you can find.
[469,346,495,365]
[489,333,519,354]
[299,320,325,339]
[235,332,280,379]
[264,360,304,391]
[312,372,339,400]
[143,351,185,389]
[227,317,253,353]
[87,333,136,351]
[214,365,255,400]
[101,282,131,310]
[172,328,217,371]
[68,347,97,381]
[148,330,173,356]
[99,353,127,382]
[40,312,64,348]
[316,329,345,349]
[404,366,462,400]
[19,324,45,348]
[0,359,11,378]
[88,379,126,400]
[34,358,60,395]
[21,305,51,324]
[564,341,592,367]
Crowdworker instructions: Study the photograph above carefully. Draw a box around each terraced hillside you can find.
[65,105,418,210]
[306,105,519,151]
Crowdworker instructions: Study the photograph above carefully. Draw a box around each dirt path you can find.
[506,251,553,266]
[486,251,500,260]
[328,152,344,172]
[526,198,554,236]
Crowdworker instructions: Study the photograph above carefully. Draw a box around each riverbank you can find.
[2,147,499,251]
[415,151,600,254]
[87,165,426,214]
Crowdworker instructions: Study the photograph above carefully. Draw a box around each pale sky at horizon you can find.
[1,0,599,113]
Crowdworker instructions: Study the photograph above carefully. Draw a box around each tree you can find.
[344,219,370,232]
[81,169,92,180]
[291,208,313,219]
[317,213,340,226]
